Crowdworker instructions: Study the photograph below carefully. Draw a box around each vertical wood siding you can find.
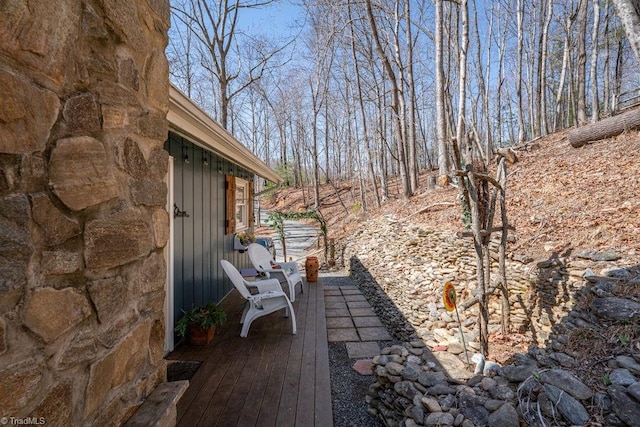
[165,133,254,324]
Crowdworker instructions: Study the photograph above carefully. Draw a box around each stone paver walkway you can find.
[322,275,392,359]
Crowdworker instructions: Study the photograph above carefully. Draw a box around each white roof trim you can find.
[167,85,281,184]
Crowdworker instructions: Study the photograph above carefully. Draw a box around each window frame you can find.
[225,174,254,235]
[235,177,249,232]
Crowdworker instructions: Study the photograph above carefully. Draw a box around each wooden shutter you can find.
[225,174,236,234]
[247,180,254,227]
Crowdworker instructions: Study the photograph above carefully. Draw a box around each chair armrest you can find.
[276,262,300,275]
[248,290,288,308]
[262,267,293,278]
[251,278,282,293]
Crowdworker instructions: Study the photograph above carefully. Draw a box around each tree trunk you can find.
[603,0,612,116]
[554,17,571,131]
[496,3,508,146]
[591,0,601,123]
[436,0,450,182]
[538,0,553,136]
[405,0,419,193]
[568,108,640,147]
[576,0,589,126]
[516,0,525,143]
[455,0,469,168]
[365,0,412,200]
[613,38,624,113]
[612,0,640,62]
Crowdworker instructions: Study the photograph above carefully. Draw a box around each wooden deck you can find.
[167,279,333,427]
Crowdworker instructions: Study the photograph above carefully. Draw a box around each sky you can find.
[238,0,306,39]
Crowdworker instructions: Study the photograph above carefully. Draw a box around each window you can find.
[225,174,254,235]
[235,178,248,231]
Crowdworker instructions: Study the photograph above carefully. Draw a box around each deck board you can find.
[296,285,317,426]
[275,284,307,426]
[313,282,333,427]
[168,279,333,427]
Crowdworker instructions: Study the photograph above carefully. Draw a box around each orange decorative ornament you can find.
[443,282,456,312]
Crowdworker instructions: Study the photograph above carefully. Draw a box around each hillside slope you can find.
[263,130,640,426]
[263,131,640,267]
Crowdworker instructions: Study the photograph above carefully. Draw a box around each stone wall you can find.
[0,1,170,425]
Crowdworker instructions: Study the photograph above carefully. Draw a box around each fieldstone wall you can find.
[0,1,170,425]
[344,215,640,426]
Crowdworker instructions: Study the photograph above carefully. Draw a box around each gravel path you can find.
[328,342,382,427]
[322,271,396,427]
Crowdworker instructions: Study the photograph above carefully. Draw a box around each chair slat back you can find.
[220,260,251,299]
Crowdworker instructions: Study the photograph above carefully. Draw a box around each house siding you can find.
[165,132,254,323]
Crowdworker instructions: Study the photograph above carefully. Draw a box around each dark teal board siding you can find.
[165,133,254,324]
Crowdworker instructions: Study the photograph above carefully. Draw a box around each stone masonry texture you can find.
[0,1,171,424]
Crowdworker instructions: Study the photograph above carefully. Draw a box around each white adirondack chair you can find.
[220,260,296,338]
[247,243,304,302]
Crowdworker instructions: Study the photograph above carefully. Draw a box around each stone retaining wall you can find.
[343,215,640,426]
[0,1,170,424]
[343,215,612,348]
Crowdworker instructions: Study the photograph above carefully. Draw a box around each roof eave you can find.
[167,85,282,184]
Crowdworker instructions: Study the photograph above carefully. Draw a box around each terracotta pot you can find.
[305,256,319,282]
[188,324,215,346]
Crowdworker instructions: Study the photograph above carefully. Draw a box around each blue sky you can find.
[238,1,305,38]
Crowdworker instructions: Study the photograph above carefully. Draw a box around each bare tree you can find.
[516,0,525,143]
[171,0,287,129]
[348,0,381,208]
[576,0,589,125]
[365,0,412,200]
[554,15,572,131]
[612,0,640,62]
[455,0,469,163]
[435,0,450,183]
[590,0,601,123]
[603,0,613,116]
[168,22,197,98]
[405,0,420,192]
[537,0,553,135]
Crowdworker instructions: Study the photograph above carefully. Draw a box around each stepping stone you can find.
[325,296,346,304]
[346,342,381,359]
[347,301,370,309]
[326,308,350,318]
[344,294,367,302]
[341,289,362,295]
[352,359,374,375]
[324,289,342,296]
[349,307,376,317]
[353,316,383,328]
[328,328,359,342]
[325,301,348,310]
[339,286,359,291]
[326,317,354,328]
[358,327,392,341]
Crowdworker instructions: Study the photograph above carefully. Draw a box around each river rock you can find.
[487,402,519,427]
[425,412,454,427]
[502,364,537,382]
[590,297,640,321]
[608,384,640,426]
[616,355,640,374]
[543,384,589,425]
[609,369,638,386]
[539,369,593,400]
[627,382,640,401]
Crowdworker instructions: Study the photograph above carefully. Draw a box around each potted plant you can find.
[234,231,256,251]
[175,302,227,346]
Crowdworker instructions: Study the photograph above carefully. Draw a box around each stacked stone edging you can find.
[343,215,640,426]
